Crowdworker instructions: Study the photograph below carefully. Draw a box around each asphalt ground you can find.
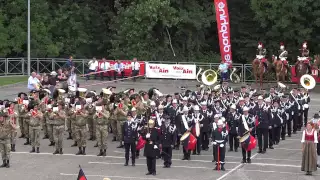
[0,78,319,180]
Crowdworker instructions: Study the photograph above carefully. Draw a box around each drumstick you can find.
[217,144,220,171]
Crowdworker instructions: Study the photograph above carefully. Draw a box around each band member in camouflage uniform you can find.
[28,103,43,153]
[45,103,55,146]
[52,102,66,154]
[116,98,129,148]
[19,98,30,145]
[0,109,17,168]
[73,101,88,155]
[93,103,110,156]
[85,97,96,141]
[17,93,27,138]
[7,102,18,152]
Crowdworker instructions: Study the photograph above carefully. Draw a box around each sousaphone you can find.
[230,68,241,83]
[300,74,316,89]
[196,68,218,86]
[78,88,87,98]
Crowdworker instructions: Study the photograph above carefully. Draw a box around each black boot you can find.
[5,160,9,168]
[30,147,35,153]
[92,136,96,141]
[24,138,30,145]
[19,134,25,138]
[71,142,77,147]
[36,147,40,153]
[76,147,82,155]
[117,142,124,148]
[67,133,72,140]
[53,149,59,155]
[11,144,16,152]
[94,142,98,147]
[60,148,63,155]
[221,164,225,171]
[89,136,93,141]
[112,137,117,142]
[48,141,55,146]
[103,149,107,156]
[0,160,6,168]
[82,147,86,155]
[97,149,103,156]
[42,134,49,139]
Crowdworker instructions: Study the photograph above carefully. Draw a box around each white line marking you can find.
[216,153,258,180]
[60,173,181,180]
[272,147,301,151]
[240,169,320,176]
[253,157,301,162]
[250,162,300,168]
[89,162,212,169]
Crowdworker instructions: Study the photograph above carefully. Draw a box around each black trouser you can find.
[298,112,303,130]
[268,129,273,147]
[201,132,209,150]
[281,123,286,140]
[257,128,268,151]
[146,157,156,173]
[132,70,139,81]
[228,133,239,150]
[272,126,281,144]
[193,136,201,154]
[162,146,172,166]
[100,71,111,81]
[175,134,181,148]
[242,148,252,161]
[214,144,226,165]
[287,117,292,136]
[124,142,136,164]
[303,108,309,127]
[114,71,124,80]
[293,114,299,133]
[86,69,97,80]
[136,150,140,157]
[183,148,191,159]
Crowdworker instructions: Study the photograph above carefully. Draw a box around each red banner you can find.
[214,0,232,67]
[291,67,320,83]
[97,60,145,77]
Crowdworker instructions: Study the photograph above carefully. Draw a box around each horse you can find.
[295,58,309,80]
[252,57,269,88]
[272,56,288,83]
[312,55,320,73]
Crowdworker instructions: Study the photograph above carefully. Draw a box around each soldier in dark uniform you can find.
[271,99,284,145]
[160,116,176,168]
[301,89,310,127]
[180,106,193,160]
[254,96,272,153]
[239,107,255,163]
[290,88,301,133]
[143,119,160,176]
[123,112,138,166]
[280,95,290,140]
[211,120,228,171]
[227,104,240,152]
[200,101,211,150]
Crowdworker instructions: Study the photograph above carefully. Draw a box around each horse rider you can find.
[278,42,290,73]
[256,42,268,71]
[296,41,312,75]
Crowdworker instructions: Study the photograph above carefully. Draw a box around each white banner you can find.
[145,63,196,79]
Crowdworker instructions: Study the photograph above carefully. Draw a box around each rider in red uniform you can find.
[256,42,267,71]
[278,42,290,73]
[295,41,311,76]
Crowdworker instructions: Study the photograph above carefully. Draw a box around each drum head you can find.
[78,88,87,92]
[239,133,250,143]
[180,132,190,141]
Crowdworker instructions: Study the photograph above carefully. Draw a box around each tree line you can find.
[0,0,319,64]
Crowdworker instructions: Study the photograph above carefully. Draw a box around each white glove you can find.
[220,144,224,148]
[200,124,203,127]
[211,141,217,146]
[146,133,150,138]
[154,145,158,149]
[236,127,238,132]
[268,126,272,129]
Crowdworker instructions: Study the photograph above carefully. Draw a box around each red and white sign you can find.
[291,67,320,83]
[97,60,145,77]
[145,63,196,79]
[214,0,232,67]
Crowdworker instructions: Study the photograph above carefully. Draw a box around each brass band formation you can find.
[0,75,319,176]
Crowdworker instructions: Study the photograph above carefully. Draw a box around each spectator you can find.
[218,60,229,83]
[66,56,74,70]
[41,75,50,89]
[131,57,140,82]
[57,69,68,82]
[86,57,99,81]
[27,72,38,91]
[100,58,111,81]
[48,71,58,96]
[113,60,125,80]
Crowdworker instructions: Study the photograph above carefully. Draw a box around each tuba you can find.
[57,89,66,100]
[300,74,316,90]
[196,68,218,86]
[102,88,112,98]
[230,68,241,83]
[78,88,87,98]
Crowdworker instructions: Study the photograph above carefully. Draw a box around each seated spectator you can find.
[41,75,50,89]
[86,57,99,81]
[48,71,58,96]
[113,60,125,80]
[100,58,111,81]
[131,57,140,82]
[27,72,38,91]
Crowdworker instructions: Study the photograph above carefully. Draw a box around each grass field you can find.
[0,76,28,86]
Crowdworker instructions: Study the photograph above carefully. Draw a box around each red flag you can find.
[77,168,87,180]
[213,0,232,67]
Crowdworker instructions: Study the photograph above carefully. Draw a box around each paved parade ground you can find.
[0,79,319,180]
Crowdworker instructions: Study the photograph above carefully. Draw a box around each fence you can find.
[0,58,291,83]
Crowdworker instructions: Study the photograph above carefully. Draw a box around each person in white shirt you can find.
[99,58,111,81]
[218,60,229,83]
[131,58,140,82]
[86,57,99,81]
[27,72,38,91]
[113,60,125,80]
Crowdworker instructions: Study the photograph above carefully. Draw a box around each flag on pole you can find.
[77,166,87,180]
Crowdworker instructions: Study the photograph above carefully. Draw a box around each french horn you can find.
[230,68,241,83]
[300,74,316,90]
[196,68,218,86]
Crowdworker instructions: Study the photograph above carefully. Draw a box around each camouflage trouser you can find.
[18,117,25,135]
[110,119,117,138]
[87,116,96,138]
[96,125,108,150]
[66,118,72,133]
[42,118,48,136]
[10,131,17,145]
[23,120,30,138]
[47,124,54,142]
[116,121,125,142]
[53,125,65,149]
[0,139,10,160]
[71,120,76,142]
[30,126,41,147]
[74,125,87,147]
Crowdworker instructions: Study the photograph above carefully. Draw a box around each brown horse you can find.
[313,55,320,71]
[273,56,288,83]
[252,58,267,88]
[295,59,309,79]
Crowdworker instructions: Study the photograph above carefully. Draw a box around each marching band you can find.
[0,80,319,176]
